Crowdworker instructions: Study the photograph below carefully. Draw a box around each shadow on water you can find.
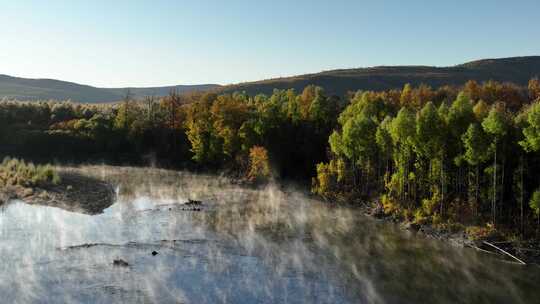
[0,166,539,303]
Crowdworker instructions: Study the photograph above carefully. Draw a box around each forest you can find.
[1,78,540,240]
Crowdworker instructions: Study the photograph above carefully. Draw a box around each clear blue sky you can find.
[1,0,539,87]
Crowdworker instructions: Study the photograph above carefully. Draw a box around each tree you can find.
[415,102,444,158]
[247,146,271,183]
[210,94,250,158]
[415,102,445,208]
[297,85,319,120]
[376,116,393,187]
[528,78,540,101]
[473,100,489,121]
[389,108,416,202]
[448,92,475,140]
[463,80,481,101]
[114,90,134,130]
[185,93,222,164]
[519,101,540,152]
[529,189,540,230]
[517,102,540,234]
[312,158,347,200]
[341,114,378,166]
[482,105,509,226]
[400,83,413,107]
[330,111,377,191]
[461,123,490,214]
[446,92,476,203]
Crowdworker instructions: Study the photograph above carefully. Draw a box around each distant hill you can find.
[0,74,220,103]
[2,56,539,102]
[218,56,540,96]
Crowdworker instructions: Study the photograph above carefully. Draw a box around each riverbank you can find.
[213,172,540,266]
[0,169,115,215]
[360,200,540,266]
[2,162,538,265]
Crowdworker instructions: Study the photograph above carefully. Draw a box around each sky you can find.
[1,0,539,87]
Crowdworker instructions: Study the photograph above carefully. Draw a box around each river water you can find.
[0,166,538,303]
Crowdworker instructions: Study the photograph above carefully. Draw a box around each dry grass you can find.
[0,157,60,187]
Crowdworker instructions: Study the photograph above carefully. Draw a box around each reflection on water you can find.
[0,166,538,303]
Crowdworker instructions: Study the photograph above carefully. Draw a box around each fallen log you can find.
[483,241,527,265]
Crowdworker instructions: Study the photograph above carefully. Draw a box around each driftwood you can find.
[467,244,499,255]
[483,241,527,265]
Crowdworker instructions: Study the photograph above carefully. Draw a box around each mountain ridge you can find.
[0,74,220,103]
[216,55,540,96]
[2,56,539,102]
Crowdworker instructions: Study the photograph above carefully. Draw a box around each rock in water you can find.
[113,259,129,267]
[186,199,202,206]
[403,222,421,231]
[152,251,159,256]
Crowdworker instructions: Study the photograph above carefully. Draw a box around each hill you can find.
[0,74,220,103]
[2,56,539,102]
[218,56,540,96]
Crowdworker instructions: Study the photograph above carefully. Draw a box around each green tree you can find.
[376,116,393,187]
[461,123,490,214]
[529,189,540,229]
[519,101,540,152]
[415,102,445,207]
[185,93,222,164]
[389,108,416,202]
[482,105,509,226]
[114,90,134,130]
[330,112,377,191]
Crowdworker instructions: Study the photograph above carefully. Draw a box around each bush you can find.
[421,191,441,216]
[465,224,497,240]
[246,146,271,183]
[0,157,61,187]
[312,158,347,200]
[381,194,399,215]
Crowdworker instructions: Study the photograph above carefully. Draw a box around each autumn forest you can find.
[2,78,540,241]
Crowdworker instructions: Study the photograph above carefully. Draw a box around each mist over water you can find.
[0,166,538,303]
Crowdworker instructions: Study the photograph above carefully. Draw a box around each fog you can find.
[0,166,538,303]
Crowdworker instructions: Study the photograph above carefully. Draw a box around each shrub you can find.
[312,158,347,200]
[466,224,497,240]
[381,194,399,215]
[246,146,271,183]
[0,157,61,187]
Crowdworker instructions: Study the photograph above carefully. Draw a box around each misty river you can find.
[0,166,539,303]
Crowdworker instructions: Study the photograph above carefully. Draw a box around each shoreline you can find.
[357,200,540,266]
[0,169,115,215]
[2,164,538,265]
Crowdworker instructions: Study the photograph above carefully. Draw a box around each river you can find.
[0,166,538,303]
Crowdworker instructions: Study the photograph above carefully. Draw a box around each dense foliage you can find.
[313,79,540,239]
[1,79,540,238]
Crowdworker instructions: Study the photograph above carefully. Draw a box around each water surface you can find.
[0,166,538,303]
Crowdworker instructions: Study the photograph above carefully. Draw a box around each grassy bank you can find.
[0,157,61,188]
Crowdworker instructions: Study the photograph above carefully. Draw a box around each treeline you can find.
[0,86,340,179]
[1,78,540,237]
[313,78,540,238]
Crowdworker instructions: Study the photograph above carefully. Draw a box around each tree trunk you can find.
[493,143,497,227]
[440,154,445,217]
[520,154,524,236]
[501,148,506,224]
[475,164,479,218]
